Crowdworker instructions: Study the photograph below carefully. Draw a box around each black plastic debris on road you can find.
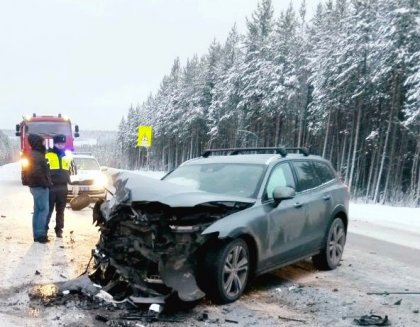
[353,314,391,326]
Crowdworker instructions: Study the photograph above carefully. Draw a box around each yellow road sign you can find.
[137,125,152,147]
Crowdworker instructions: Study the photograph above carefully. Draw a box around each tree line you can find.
[117,0,419,206]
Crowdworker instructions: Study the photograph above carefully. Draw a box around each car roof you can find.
[181,153,325,166]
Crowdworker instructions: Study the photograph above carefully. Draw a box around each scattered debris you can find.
[225,318,239,324]
[394,299,402,305]
[62,290,70,295]
[353,314,390,326]
[95,314,109,322]
[197,312,209,321]
[35,270,41,275]
[1,215,6,218]
[69,230,75,244]
[333,288,339,292]
[59,275,101,296]
[367,291,420,295]
[278,315,306,323]
[413,309,419,314]
[59,274,67,279]
[120,311,182,323]
[29,284,60,305]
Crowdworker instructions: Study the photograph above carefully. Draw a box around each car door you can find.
[260,162,307,268]
[290,160,329,252]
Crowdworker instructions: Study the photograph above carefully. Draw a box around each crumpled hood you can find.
[113,171,255,206]
[100,171,255,220]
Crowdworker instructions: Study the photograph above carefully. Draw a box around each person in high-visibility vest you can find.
[45,134,74,238]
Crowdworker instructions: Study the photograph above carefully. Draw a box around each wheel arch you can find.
[238,233,258,279]
[330,204,348,232]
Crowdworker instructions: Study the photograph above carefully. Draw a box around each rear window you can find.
[313,161,336,184]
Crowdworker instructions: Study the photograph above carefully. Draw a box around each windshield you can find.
[162,163,266,198]
[27,122,71,135]
[74,158,100,170]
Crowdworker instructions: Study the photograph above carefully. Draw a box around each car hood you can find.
[101,171,255,220]
[115,171,255,205]
[70,169,102,182]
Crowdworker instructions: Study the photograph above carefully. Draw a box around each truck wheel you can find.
[313,217,346,270]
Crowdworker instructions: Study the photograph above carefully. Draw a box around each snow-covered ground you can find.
[349,203,420,250]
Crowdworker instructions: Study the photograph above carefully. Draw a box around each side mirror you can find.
[74,125,79,138]
[272,186,295,206]
[15,124,20,136]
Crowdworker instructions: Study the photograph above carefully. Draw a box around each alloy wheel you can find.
[327,219,346,266]
[223,244,249,298]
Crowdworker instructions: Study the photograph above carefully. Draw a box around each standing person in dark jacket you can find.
[26,134,52,243]
[45,134,74,238]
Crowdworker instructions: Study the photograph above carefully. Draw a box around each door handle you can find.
[294,202,303,208]
[323,195,331,201]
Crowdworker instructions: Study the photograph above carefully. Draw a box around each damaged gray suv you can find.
[92,147,349,305]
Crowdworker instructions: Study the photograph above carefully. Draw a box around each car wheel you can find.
[312,217,346,270]
[202,238,250,303]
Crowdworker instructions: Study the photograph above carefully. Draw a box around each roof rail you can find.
[285,147,310,156]
[202,147,288,158]
[201,147,310,158]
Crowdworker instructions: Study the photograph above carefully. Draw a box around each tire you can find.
[312,217,346,270]
[202,239,250,304]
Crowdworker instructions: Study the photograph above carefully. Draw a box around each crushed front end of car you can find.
[91,172,254,304]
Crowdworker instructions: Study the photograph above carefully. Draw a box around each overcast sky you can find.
[0,0,320,131]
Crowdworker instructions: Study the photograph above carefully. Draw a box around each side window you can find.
[313,161,336,184]
[292,160,321,192]
[265,163,295,201]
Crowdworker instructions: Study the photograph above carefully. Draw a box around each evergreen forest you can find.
[117,0,419,205]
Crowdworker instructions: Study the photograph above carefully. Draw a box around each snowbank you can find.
[0,162,21,182]
[350,202,420,231]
